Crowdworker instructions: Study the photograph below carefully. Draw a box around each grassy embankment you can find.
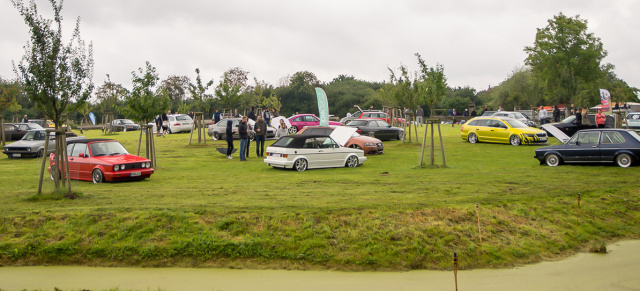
[0,125,639,271]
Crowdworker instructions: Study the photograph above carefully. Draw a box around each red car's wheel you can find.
[92,169,104,184]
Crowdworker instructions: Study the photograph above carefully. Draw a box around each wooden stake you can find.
[453,252,459,291]
[476,203,482,243]
[577,193,581,226]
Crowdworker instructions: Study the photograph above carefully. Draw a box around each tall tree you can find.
[524,13,606,106]
[122,62,170,124]
[12,0,94,191]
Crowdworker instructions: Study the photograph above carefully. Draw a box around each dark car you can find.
[545,114,614,139]
[344,119,404,141]
[111,119,140,132]
[3,123,30,141]
[535,129,640,168]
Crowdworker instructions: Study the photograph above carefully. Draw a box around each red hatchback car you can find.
[287,114,342,134]
[48,139,154,183]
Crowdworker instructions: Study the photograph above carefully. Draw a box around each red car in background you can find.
[358,111,406,126]
[287,114,342,134]
[48,139,154,183]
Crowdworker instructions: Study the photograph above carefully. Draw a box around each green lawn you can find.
[1,125,639,270]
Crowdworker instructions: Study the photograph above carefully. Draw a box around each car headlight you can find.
[114,165,120,171]
[523,134,535,137]
[364,143,374,146]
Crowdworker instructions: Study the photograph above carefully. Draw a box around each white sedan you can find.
[264,134,366,171]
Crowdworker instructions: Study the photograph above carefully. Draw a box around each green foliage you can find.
[214,67,249,112]
[121,62,170,123]
[525,13,606,105]
[12,0,94,129]
[324,77,379,117]
[488,67,544,109]
[277,71,320,115]
[188,68,214,112]
[0,78,22,113]
[93,76,128,115]
[415,53,447,116]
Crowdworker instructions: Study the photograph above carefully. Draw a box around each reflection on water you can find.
[1,240,640,291]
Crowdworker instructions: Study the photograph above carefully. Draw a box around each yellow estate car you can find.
[461,117,548,146]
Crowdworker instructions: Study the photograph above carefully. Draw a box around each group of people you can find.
[224,106,288,161]
[538,105,562,125]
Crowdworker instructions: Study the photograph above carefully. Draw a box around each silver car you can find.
[624,113,640,129]
[491,111,537,127]
[3,130,84,158]
[208,118,275,140]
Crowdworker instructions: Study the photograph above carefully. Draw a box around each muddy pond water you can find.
[1,240,639,291]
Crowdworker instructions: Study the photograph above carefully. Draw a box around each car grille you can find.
[536,133,547,137]
[6,147,29,152]
[120,163,144,170]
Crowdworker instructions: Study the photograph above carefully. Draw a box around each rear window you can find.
[272,136,294,147]
[301,128,333,135]
[176,115,192,121]
[348,120,369,126]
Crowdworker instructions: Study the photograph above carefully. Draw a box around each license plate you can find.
[539,137,547,141]
[130,172,141,177]
[13,154,21,158]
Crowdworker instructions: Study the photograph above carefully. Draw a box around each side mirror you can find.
[387,124,392,128]
[79,153,85,158]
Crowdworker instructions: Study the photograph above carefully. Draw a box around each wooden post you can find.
[453,252,459,291]
[476,202,482,243]
[438,123,446,167]
[62,130,71,194]
[577,193,581,226]
[419,120,429,166]
[430,122,435,166]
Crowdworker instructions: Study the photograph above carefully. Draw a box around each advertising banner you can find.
[315,87,329,126]
[89,112,96,125]
[599,89,611,112]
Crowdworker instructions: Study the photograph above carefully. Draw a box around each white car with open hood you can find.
[264,127,366,171]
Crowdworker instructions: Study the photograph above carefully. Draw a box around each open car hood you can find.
[330,126,357,147]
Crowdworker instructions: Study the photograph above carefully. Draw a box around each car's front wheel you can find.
[397,131,404,140]
[92,169,104,184]
[468,132,478,144]
[545,153,561,167]
[212,131,220,140]
[510,135,521,146]
[346,155,359,168]
[616,153,633,168]
[36,148,44,158]
[288,126,298,134]
[293,158,308,172]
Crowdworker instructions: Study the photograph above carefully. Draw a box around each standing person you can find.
[248,106,257,121]
[452,108,457,116]
[254,116,267,157]
[470,108,477,117]
[581,107,591,127]
[574,106,583,129]
[21,115,28,123]
[262,107,272,126]
[448,108,453,116]
[480,105,488,116]
[570,104,576,116]
[225,120,234,159]
[238,116,249,161]
[498,106,504,111]
[213,109,221,124]
[161,110,170,137]
[552,105,560,122]
[188,111,194,119]
[272,108,279,117]
[276,119,288,138]
[416,107,424,127]
[155,115,162,137]
[539,107,548,125]
[234,108,240,117]
[595,109,606,128]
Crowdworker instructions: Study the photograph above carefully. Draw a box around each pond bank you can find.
[1,240,639,291]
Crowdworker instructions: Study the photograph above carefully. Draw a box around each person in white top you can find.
[539,107,548,125]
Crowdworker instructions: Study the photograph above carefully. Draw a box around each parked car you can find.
[358,111,406,125]
[48,138,154,183]
[461,117,548,146]
[544,114,615,139]
[298,126,384,155]
[111,119,140,132]
[535,129,640,168]
[3,129,84,158]
[264,134,366,171]
[14,122,44,131]
[3,123,29,141]
[167,114,194,133]
[28,119,57,128]
[344,119,405,141]
[287,114,342,134]
[207,118,275,141]
[339,110,363,124]
[491,111,537,127]
[623,112,640,129]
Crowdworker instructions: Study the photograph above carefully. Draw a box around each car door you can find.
[68,143,90,179]
[315,136,343,167]
[564,131,601,162]
[298,137,321,168]
[473,119,493,141]
[599,131,626,162]
[375,121,395,140]
[491,120,512,143]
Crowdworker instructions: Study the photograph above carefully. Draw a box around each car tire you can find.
[545,153,561,167]
[368,132,375,137]
[510,135,521,146]
[346,155,359,168]
[615,153,633,168]
[288,126,298,134]
[92,169,104,184]
[36,148,44,158]
[293,158,308,172]
[468,133,478,144]
[168,128,173,134]
[397,131,404,140]
[212,131,220,141]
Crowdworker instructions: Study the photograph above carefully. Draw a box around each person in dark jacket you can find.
[470,108,477,117]
[552,105,561,122]
[254,116,267,157]
[574,107,583,129]
[161,110,170,137]
[238,116,249,161]
[248,106,257,121]
[225,120,234,159]
[262,107,272,125]
[213,109,221,124]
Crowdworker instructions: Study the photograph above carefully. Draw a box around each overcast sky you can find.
[1,0,639,94]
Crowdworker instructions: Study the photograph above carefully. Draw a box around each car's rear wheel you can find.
[92,169,104,184]
[346,155,359,168]
[510,135,521,146]
[288,126,298,134]
[545,153,561,167]
[212,131,220,140]
[615,153,633,168]
[293,158,307,172]
[468,133,478,144]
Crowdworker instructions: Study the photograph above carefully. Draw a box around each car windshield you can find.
[628,131,640,143]
[504,119,528,128]
[22,130,47,141]
[348,120,369,126]
[626,113,640,120]
[122,119,136,124]
[272,136,294,147]
[560,115,576,124]
[90,141,129,157]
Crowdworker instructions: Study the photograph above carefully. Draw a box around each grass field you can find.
[1,125,639,271]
